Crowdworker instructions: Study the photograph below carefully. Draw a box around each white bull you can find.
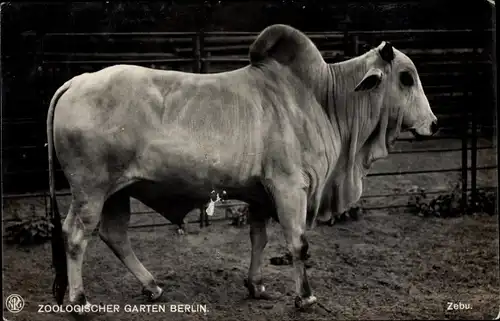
[46,24,437,313]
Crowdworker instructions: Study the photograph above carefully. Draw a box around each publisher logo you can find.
[5,294,24,313]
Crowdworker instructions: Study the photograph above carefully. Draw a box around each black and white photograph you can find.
[1,1,498,320]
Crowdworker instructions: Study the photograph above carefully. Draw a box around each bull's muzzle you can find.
[409,119,439,140]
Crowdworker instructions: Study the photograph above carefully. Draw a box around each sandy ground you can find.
[2,210,499,321]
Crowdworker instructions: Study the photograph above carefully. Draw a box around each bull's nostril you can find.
[431,121,439,134]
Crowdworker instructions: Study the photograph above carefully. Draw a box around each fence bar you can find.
[129,222,172,229]
[349,29,494,35]
[42,32,198,37]
[364,204,410,210]
[39,52,182,58]
[366,166,496,177]
[395,135,479,142]
[42,58,195,64]
[200,56,248,62]
[2,191,71,199]
[360,186,496,199]
[128,216,237,229]
[388,146,494,154]
[33,29,492,38]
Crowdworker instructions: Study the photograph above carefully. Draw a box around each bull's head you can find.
[354,41,439,138]
[319,41,439,219]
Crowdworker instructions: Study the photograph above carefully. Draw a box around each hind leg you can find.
[63,194,104,305]
[99,191,163,301]
[176,221,186,235]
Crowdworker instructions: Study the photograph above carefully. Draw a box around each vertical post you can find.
[44,189,49,218]
[493,5,498,217]
[199,29,205,73]
[39,32,51,219]
[340,12,352,58]
[38,32,45,106]
[470,27,481,209]
[352,34,359,56]
[203,51,211,73]
[461,54,469,211]
[470,92,477,209]
[342,30,349,58]
[193,32,202,73]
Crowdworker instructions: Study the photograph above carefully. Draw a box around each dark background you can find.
[1,1,495,34]
[1,1,496,194]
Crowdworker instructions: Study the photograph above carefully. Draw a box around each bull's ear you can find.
[354,68,384,92]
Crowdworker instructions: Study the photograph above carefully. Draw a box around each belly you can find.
[125,133,264,198]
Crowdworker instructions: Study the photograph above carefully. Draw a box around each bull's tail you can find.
[47,80,72,304]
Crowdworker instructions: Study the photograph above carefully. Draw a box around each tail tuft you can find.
[50,199,67,304]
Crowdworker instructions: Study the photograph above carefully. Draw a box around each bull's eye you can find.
[400,71,414,87]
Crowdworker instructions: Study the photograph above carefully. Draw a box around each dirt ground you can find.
[3,208,499,321]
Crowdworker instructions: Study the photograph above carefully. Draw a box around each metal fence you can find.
[2,28,497,227]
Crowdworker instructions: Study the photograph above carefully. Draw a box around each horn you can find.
[379,41,394,62]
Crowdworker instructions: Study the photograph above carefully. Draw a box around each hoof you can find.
[74,300,92,315]
[294,295,317,310]
[142,286,164,302]
[177,228,185,235]
[70,301,105,321]
[244,279,276,300]
[257,291,276,300]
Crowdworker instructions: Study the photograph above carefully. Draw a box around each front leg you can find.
[245,215,273,299]
[204,208,210,226]
[269,180,317,309]
[199,206,205,228]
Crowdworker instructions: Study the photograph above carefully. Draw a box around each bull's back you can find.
[53,64,270,189]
